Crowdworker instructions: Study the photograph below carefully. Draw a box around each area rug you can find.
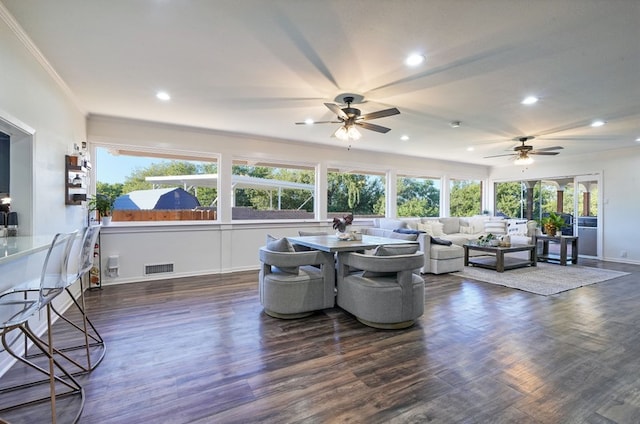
[452,262,629,296]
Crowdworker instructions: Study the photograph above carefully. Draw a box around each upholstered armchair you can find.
[336,248,425,329]
[259,244,336,319]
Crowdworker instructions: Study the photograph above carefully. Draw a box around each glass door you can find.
[574,174,601,258]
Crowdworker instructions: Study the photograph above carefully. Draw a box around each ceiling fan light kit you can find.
[297,94,400,143]
[514,154,534,165]
[483,136,563,165]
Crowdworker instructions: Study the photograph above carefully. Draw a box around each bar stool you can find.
[0,231,84,424]
[46,224,105,373]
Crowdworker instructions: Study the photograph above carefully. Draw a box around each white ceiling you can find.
[3,0,640,166]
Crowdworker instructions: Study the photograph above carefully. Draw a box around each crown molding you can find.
[0,2,86,115]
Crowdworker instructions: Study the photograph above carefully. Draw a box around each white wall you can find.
[0,8,87,235]
[490,146,640,264]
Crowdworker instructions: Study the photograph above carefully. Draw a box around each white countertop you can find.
[0,235,55,265]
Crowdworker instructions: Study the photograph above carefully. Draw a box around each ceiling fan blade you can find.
[532,146,564,152]
[484,153,517,158]
[530,151,560,156]
[356,121,391,133]
[359,107,400,121]
[295,120,341,125]
[324,103,348,120]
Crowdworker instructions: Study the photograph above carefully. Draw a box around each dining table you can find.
[288,234,418,253]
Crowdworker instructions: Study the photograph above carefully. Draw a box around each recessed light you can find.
[521,96,539,105]
[466,147,475,152]
[591,120,605,127]
[304,118,314,125]
[450,121,461,128]
[156,91,171,101]
[405,53,425,67]
[400,135,410,141]
[635,137,640,143]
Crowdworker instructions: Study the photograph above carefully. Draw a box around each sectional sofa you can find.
[361,216,539,274]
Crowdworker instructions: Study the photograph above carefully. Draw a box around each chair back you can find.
[39,231,78,306]
[78,224,101,277]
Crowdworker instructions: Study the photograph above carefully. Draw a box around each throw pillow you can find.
[430,222,445,236]
[483,220,506,235]
[389,232,419,241]
[416,222,433,235]
[439,217,460,235]
[460,226,472,235]
[265,235,298,274]
[361,244,420,278]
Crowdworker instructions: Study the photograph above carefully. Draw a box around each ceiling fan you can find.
[296,95,400,141]
[484,136,563,165]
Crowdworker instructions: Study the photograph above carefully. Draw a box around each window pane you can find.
[231,162,315,220]
[95,147,218,222]
[495,181,525,218]
[327,170,385,218]
[397,176,440,217]
[449,179,481,217]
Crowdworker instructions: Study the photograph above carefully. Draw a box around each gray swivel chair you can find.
[259,243,336,319]
[336,249,425,329]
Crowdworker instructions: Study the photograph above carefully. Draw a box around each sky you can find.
[95,147,170,184]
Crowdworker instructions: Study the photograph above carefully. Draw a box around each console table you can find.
[535,235,578,265]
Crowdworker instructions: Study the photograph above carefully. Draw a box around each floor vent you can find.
[144,263,174,275]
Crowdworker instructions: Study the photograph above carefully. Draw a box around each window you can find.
[397,175,440,217]
[449,179,482,217]
[95,147,218,222]
[327,169,385,218]
[231,161,314,220]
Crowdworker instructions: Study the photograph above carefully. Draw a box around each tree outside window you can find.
[327,170,385,218]
[397,176,440,217]
[450,179,481,217]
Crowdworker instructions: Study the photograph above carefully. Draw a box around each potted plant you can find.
[332,214,354,238]
[477,233,498,246]
[88,194,115,225]
[541,212,565,236]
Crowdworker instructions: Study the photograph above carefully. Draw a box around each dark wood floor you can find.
[2,259,640,423]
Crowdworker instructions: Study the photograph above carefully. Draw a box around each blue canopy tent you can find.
[114,187,200,210]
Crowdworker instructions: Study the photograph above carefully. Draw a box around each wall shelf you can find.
[65,154,87,205]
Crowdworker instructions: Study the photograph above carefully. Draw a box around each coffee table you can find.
[463,243,537,273]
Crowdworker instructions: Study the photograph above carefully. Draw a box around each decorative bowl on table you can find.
[336,232,351,240]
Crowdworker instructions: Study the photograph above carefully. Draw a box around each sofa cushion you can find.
[430,244,464,260]
[439,217,460,235]
[443,235,472,246]
[377,218,409,230]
